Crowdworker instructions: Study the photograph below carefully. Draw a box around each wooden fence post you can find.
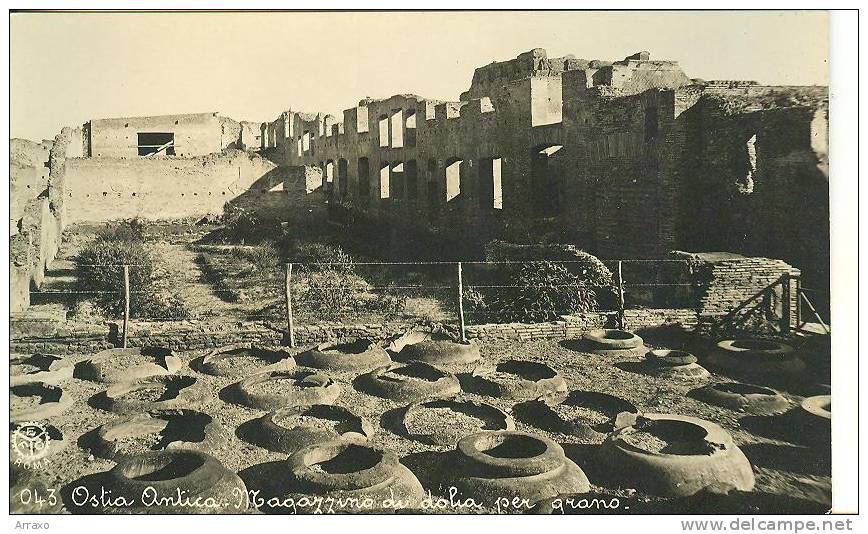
[122,265,130,349]
[285,263,296,348]
[457,262,467,343]
[617,260,626,329]
[780,273,791,334]
[793,274,802,329]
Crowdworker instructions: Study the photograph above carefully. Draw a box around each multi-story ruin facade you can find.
[261,48,828,284]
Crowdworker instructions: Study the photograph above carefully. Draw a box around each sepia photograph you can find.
[5,6,859,527]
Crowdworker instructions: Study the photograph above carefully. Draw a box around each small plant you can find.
[296,269,373,320]
[230,241,280,273]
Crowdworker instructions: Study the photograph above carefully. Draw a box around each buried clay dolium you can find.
[251,404,375,454]
[102,375,208,415]
[797,395,831,444]
[452,430,590,504]
[284,441,426,512]
[470,359,567,400]
[11,381,74,422]
[392,333,482,366]
[233,370,341,410]
[645,350,711,381]
[690,382,791,415]
[11,353,75,386]
[355,361,461,402]
[707,339,805,378]
[597,413,755,497]
[296,340,391,373]
[91,409,225,460]
[583,329,645,356]
[76,347,183,383]
[514,390,639,440]
[400,396,515,446]
[77,449,246,514]
[194,343,296,377]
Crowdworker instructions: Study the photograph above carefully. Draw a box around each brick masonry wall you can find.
[686,255,801,332]
[623,308,699,331]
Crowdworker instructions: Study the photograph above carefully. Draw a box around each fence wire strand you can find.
[32,259,707,329]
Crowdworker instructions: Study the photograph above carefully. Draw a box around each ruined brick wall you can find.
[271,49,719,262]
[10,311,704,354]
[62,151,278,222]
[622,308,699,331]
[10,129,76,312]
[255,49,827,283]
[674,87,829,292]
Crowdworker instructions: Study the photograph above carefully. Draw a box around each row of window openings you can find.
[291,106,655,158]
[317,143,561,213]
[346,158,503,210]
[294,109,419,158]
[377,110,417,149]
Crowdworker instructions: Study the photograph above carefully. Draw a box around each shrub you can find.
[75,223,189,320]
[290,242,356,268]
[287,242,408,321]
[464,241,616,323]
[222,205,282,244]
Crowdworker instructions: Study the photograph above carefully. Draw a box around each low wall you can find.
[623,308,700,331]
[224,165,327,224]
[10,309,700,354]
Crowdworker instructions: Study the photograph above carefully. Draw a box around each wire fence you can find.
[30,256,722,347]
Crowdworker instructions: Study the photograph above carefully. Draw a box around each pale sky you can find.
[11,10,828,142]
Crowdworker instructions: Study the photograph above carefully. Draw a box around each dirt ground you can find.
[11,336,832,515]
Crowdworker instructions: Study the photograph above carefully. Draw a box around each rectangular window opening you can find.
[390,109,404,148]
[137,132,175,156]
[406,160,418,200]
[478,157,503,210]
[378,116,389,148]
[446,160,462,202]
[379,164,391,199]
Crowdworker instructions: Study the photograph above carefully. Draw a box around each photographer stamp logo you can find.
[12,422,53,469]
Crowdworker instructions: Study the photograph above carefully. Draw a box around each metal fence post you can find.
[617,260,626,329]
[122,265,130,349]
[285,263,296,348]
[457,262,467,342]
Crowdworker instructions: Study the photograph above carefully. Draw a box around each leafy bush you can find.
[221,205,282,245]
[75,221,189,320]
[464,241,616,323]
